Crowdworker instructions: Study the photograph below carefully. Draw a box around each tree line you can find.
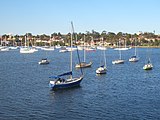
[1,30,160,46]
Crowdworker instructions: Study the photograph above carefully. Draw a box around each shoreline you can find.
[136,46,160,48]
[109,46,160,48]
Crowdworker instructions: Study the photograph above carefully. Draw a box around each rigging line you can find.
[71,21,83,76]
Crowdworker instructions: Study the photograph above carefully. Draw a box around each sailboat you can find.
[39,47,50,65]
[0,36,10,51]
[75,35,92,68]
[49,22,84,90]
[41,39,55,51]
[20,35,35,54]
[143,58,153,70]
[96,37,107,74]
[112,40,124,64]
[38,58,50,65]
[129,39,139,62]
[114,39,129,51]
[143,42,153,70]
[59,46,69,52]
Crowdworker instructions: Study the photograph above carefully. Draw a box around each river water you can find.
[0,48,160,120]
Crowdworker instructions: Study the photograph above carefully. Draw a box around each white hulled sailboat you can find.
[112,40,124,64]
[129,39,139,62]
[20,35,35,54]
[96,37,107,74]
[143,41,153,70]
[75,35,92,68]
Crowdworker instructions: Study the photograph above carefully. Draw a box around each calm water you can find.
[0,48,160,120]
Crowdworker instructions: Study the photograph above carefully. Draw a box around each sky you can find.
[0,0,160,35]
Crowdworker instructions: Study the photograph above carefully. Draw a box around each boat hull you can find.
[20,47,35,53]
[114,48,129,51]
[96,67,107,74]
[0,47,10,51]
[75,62,92,68]
[112,60,124,64]
[143,64,153,70]
[129,58,139,62]
[38,61,49,65]
[41,46,55,51]
[49,77,83,90]
[96,70,106,74]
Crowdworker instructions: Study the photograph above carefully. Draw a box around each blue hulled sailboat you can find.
[49,22,83,90]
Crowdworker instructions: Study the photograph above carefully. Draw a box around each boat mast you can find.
[134,39,137,56]
[103,37,107,67]
[25,35,27,47]
[71,21,83,76]
[104,49,106,67]
[27,34,29,47]
[70,22,74,79]
[147,34,151,63]
[84,35,86,62]
[119,40,122,60]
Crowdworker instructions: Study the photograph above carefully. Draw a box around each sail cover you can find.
[49,71,72,79]
[100,65,105,67]
[131,55,136,58]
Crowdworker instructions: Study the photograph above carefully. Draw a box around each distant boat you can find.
[41,46,55,51]
[66,47,77,51]
[143,43,153,70]
[143,58,153,70]
[55,44,61,49]
[20,47,35,53]
[38,58,50,65]
[32,47,38,52]
[85,47,96,52]
[96,65,107,74]
[0,46,4,50]
[97,46,107,50]
[0,36,10,51]
[0,47,10,51]
[114,47,129,51]
[75,35,93,68]
[41,39,55,51]
[75,61,92,68]
[20,35,35,54]
[96,37,107,74]
[59,46,69,53]
[114,40,130,51]
[39,46,50,65]
[112,59,124,64]
[49,22,83,90]
[77,46,84,50]
[129,55,139,62]
[112,40,124,64]
[129,39,139,62]
[9,46,18,50]
[35,46,42,49]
